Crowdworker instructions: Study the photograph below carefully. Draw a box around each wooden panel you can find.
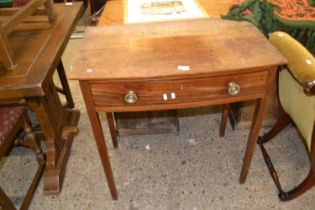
[91,71,268,107]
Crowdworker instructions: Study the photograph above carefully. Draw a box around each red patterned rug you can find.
[224,0,315,49]
[233,0,315,21]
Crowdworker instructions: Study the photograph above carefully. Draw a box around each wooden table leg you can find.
[89,0,96,15]
[27,78,80,194]
[239,68,277,183]
[106,112,118,148]
[80,81,118,200]
[219,104,230,137]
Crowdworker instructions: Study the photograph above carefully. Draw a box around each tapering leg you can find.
[220,104,230,137]
[240,68,277,183]
[106,112,118,148]
[90,0,96,14]
[240,99,266,183]
[80,81,117,200]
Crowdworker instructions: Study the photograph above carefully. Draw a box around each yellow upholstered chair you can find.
[257,31,315,201]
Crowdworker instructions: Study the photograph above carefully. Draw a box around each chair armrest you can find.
[269,32,315,95]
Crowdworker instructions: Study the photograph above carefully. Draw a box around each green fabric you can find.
[0,0,12,7]
[279,69,315,150]
[222,0,277,36]
[222,0,315,50]
[308,0,315,7]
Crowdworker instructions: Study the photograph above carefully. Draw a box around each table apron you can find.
[94,93,263,112]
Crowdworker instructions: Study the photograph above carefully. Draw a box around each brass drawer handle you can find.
[228,82,240,96]
[124,90,138,104]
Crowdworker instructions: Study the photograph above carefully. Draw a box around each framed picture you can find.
[125,0,208,23]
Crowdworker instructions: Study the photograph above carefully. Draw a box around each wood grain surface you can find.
[91,71,268,109]
[70,19,286,81]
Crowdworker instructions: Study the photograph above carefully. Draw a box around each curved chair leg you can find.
[258,110,315,201]
[0,187,16,210]
[258,138,315,201]
[259,105,292,144]
[279,169,315,201]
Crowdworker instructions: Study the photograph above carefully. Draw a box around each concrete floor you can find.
[1,36,315,210]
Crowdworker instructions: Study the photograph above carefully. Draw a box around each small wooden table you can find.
[99,0,281,131]
[70,19,287,199]
[0,2,84,194]
[98,0,236,136]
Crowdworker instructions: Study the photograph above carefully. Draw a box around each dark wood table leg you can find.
[106,112,118,148]
[27,78,80,194]
[80,81,118,200]
[89,0,96,15]
[219,104,230,137]
[239,69,277,183]
[57,60,74,109]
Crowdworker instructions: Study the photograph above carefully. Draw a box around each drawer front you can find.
[90,71,268,107]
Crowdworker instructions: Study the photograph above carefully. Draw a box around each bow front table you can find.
[70,19,287,199]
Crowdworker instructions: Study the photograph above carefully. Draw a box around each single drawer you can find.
[90,71,268,108]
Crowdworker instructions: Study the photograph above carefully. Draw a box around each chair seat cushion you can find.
[0,106,24,146]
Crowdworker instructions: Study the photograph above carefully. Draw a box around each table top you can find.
[70,19,287,81]
[0,2,84,100]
